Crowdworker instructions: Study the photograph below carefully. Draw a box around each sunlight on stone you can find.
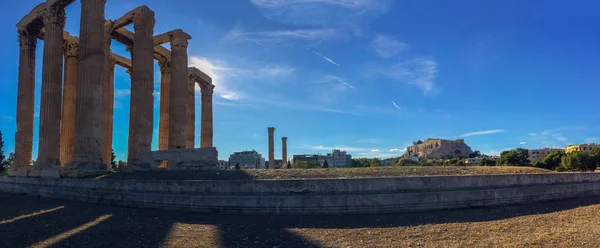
[29,214,112,248]
[160,222,221,248]
[0,206,65,225]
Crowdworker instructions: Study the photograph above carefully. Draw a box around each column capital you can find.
[125,44,133,53]
[63,38,79,57]
[132,7,155,32]
[40,6,66,29]
[169,30,191,49]
[201,83,215,96]
[158,56,171,75]
[17,29,38,49]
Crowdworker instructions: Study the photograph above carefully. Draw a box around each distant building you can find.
[404,138,473,159]
[217,160,229,170]
[381,158,394,166]
[265,159,283,169]
[464,157,482,166]
[228,150,265,169]
[528,148,565,162]
[292,150,352,168]
[566,144,599,154]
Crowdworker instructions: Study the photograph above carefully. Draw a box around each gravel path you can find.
[1,192,599,247]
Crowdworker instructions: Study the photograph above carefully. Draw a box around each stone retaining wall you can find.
[1,173,599,214]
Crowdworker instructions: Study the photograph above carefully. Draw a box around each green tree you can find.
[468,151,481,158]
[560,151,596,171]
[478,157,496,166]
[291,160,321,169]
[322,160,329,168]
[111,149,116,167]
[537,151,565,170]
[417,157,430,166]
[497,148,530,166]
[396,158,417,166]
[370,158,382,167]
[0,131,5,166]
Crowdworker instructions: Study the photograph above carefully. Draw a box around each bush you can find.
[478,157,497,166]
[537,151,564,170]
[291,160,321,169]
[396,158,417,166]
[561,151,596,171]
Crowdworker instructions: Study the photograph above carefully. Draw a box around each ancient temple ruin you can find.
[10,0,217,178]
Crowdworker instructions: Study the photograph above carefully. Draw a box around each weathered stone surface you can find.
[62,0,110,177]
[35,5,65,169]
[101,20,115,167]
[124,147,218,172]
[13,28,38,175]
[158,57,171,150]
[200,83,214,148]
[168,30,191,149]
[268,127,275,169]
[404,138,474,159]
[282,137,288,168]
[127,7,155,165]
[59,36,78,166]
[186,78,195,148]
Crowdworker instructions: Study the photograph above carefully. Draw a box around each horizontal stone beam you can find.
[112,27,171,61]
[188,67,212,85]
[112,7,138,30]
[112,53,132,69]
[46,0,76,8]
[16,3,45,31]
[153,29,192,46]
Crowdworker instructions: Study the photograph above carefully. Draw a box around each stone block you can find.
[27,169,41,178]
[41,168,61,178]
[7,169,29,177]
[127,147,218,172]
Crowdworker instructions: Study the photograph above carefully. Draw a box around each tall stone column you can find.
[59,38,78,167]
[158,57,171,150]
[168,30,191,149]
[200,84,214,148]
[101,22,115,168]
[127,7,155,165]
[268,127,275,169]
[62,0,110,178]
[10,29,37,177]
[185,79,195,148]
[282,137,288,168]
[34,6,66,177]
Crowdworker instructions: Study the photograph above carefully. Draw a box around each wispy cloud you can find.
[370,34,408,58]
[321,75,353,89]
[389,148,406,152]
[373,57,439,94]
[528,133,538,136]
[227,25,343,45]
[114,89,130,98]
[460,129,504,137]
[302,145,373,152]
[391,101,401,111]
[308,48,340,66]
[371,149,380,152]
[357,138,381,144]
[520,141,527,145]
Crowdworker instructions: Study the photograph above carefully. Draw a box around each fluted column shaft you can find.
[13,30,37,172]
[35,6,66,168]
[268,127,275,169]
[62,0,109,177]
[282,137,288,167]
[127,7,155,164]
[158,58,171,150]
[200,84,214,148]
[185,79,195,148]
[59,38,78,166]
[168,31,191,149]
[101,24,115,167]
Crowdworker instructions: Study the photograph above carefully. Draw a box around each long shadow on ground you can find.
[1,192,600,248]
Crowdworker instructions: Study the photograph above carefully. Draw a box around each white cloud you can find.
[554,136,568,142]
[227,26,343,44]
[460,129,504,137]
[528,133,538,136]
[309,49,340,66]
[389,148,406,152]
[370,34,408,58]
[374,57,439,94]
[520,141,527,145]
[391,101,401,111]
[321,75,353,89]
[114,89,130,98]
[371,149,380,152]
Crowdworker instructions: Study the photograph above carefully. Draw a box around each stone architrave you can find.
[268,127,275,169]
[34,5,66,176]
[62,0,110,178]
[200,83,214,148]
[157,57,171,150]
[127,7,155,165]
[59,37,78,166]
[10,28,38,177]
[282,137,288,168]
[167,30,191,149]
[101,20,115,167]
[185,78,195,148]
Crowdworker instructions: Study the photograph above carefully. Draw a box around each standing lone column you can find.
[10,28,38,177]
[62,0,110,178]
[268,127,275,169]
[34,6,66,176]
[200,84,214,148]
[127,7,155,165]
[158,57,171,150]
[185,78,195,148]
[168,30,191,149]
[59,37,79,166]
[101,21,115,168]
[282,137,288,168]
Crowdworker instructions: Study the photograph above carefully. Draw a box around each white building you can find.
[381,158,394,166]
[331,149,352,168]
[465,157,482,166]
[228,150,265,169]
[528,148,565,162]
[217,160,229,170]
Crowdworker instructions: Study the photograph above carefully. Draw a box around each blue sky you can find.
[1,0,599,161]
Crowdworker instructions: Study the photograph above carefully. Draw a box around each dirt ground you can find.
[1,192,600,248]
[102,166,552,180]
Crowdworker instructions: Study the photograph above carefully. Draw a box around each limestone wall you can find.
[407,139,473,158]
[1,173,600,214]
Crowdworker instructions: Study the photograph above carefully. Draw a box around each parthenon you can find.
[10,0,216,178]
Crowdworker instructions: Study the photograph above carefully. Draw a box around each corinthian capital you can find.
[17,29,38,48]
[63,38,79,57]
[201,83,215,96]
[158,56,171,75]
[40,6,66,28]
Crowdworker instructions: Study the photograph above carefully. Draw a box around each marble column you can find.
[185,79,195,148]
[282,137,288,168]
[101,22,115,168]
[35,6,66,175]
[62,0,109,178]
[168,30,191,149]
[157,57,171,150]
[200,84,214,148]
[10,29,37,176]
[59,38,78,166]
[268,127,275,169]
[127,7,155,165]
